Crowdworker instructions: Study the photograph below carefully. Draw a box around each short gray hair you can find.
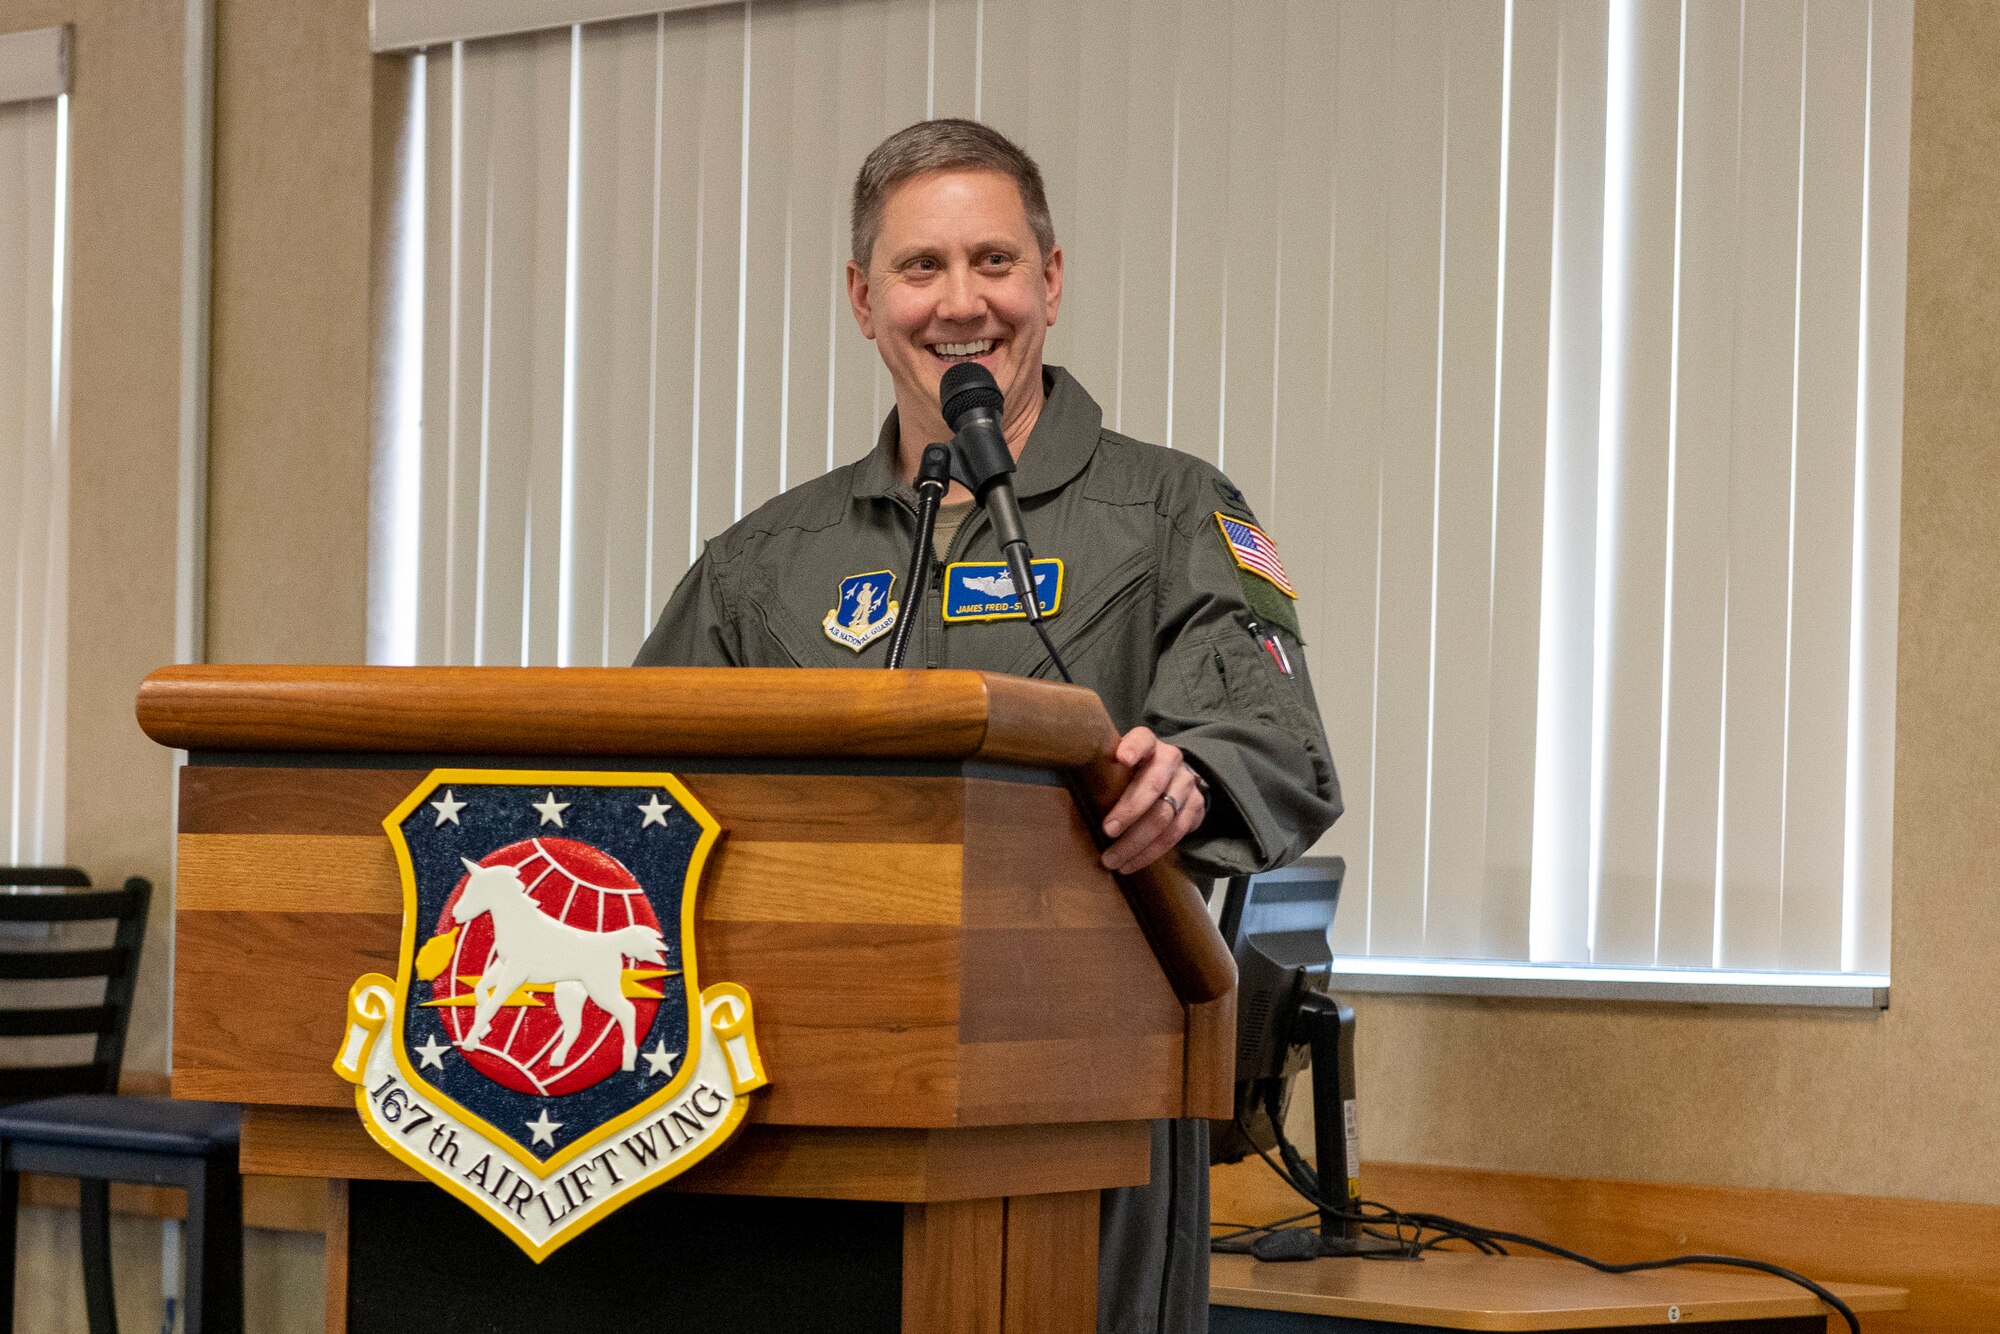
[850,119,1056,269]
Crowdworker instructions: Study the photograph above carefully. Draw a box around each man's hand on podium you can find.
[1098,726,1208,874]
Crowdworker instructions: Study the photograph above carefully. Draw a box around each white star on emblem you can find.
[638,794,673,828]
[525,1108,562,1147]
[531,792,570,827]
[641,1040,680,1077]
[414,1033,450,1070]
[430,789,466,826]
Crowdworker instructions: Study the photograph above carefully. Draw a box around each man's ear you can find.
[846,259,877,340]
[1042,244,1064,328]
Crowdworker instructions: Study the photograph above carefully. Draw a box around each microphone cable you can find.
[1032,619,1073,683]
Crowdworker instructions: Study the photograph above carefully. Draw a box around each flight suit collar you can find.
[849,365,1105,503]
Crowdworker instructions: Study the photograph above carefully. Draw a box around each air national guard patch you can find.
[333,771,767,1261]
[942,558,1064,622]
[823,570,898,650]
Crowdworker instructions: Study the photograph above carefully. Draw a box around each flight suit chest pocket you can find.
[735,574,860,668]
[1018,551,1154,681]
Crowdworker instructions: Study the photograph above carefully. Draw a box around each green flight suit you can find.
[635,366,1340,1334]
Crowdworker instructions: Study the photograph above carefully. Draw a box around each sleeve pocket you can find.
[1211,628,1305,726]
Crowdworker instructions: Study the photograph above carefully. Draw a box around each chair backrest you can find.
[0,867,90,889]
[0,870,150,1102]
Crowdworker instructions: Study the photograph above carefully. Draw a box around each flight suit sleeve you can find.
[632,546,740,667]
[1145,482,1342,879]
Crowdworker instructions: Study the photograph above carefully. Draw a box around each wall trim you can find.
[371,0,731,52]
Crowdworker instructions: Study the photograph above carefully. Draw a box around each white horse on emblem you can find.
[451,858,665,1072]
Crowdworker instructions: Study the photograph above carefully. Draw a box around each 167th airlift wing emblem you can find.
[333,770,766,1260]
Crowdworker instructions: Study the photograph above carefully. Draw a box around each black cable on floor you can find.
[1218,1114,1862,1334]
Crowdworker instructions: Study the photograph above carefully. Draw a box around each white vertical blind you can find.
[1529,0,1609,964]
[381,0,1911,977]
[0,91,67,865]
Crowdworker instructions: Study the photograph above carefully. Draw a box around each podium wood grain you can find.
[142,665,1236,1006]
[898,1189,1099,1334]
[904,1197,1005,1334]
[138,666,1100,764]
[172,762,1196,1127]
[1002,1191,1100,1334]
[143,666,1237,1334]
[239,1106,1151,1202]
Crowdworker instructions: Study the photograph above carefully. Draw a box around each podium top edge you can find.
[136,665,1116,771]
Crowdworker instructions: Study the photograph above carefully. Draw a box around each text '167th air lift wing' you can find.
[332,770,767,1260]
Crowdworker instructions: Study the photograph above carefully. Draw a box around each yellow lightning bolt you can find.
[420,968,678,1008]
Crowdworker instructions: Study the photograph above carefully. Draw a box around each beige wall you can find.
[12,0,373,1326]
[17,0,1999,1327]
[36,0,380,1069]
[5,1,196,1323]
[53,0,186,1074]
[1350,0,2000,1209]
[206,0,376,666]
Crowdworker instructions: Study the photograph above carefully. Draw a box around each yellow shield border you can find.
[331,767,766,1261]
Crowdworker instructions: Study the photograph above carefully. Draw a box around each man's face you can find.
[846,169,1064,446]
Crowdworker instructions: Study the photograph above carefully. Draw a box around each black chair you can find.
[0,868,242,1334]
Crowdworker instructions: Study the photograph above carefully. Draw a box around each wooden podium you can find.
[137,666,1235,1334]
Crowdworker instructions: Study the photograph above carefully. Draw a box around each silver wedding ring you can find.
[1160,793,1181,816]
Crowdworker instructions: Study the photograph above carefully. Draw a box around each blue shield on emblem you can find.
[393,780,707,1162]
[823,569,898,650]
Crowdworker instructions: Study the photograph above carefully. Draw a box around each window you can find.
[371,0,1910,995]
[0,26,71,865]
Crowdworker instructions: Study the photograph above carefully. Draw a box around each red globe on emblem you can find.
[429,837,667,1097]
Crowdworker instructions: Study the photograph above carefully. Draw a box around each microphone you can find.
[940,364,1015,496]
[938,364,1071,682]
[940,364,1042,621]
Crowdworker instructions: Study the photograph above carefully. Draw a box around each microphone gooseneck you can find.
[884,443,952,670]
[937,364,1072,683]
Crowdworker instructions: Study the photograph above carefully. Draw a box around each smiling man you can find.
[636,119,1340,1334]
[848,161,1057,487]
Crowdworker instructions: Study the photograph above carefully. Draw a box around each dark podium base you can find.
[347,1180,902,1333]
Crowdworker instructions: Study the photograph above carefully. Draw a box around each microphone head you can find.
[939,362,1005,427]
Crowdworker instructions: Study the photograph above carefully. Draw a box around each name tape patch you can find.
[942,558,1065,622]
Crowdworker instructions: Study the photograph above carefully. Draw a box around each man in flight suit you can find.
[636,118,1340,1334]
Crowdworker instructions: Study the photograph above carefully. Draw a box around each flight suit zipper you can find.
[924,558,945,668]
[926,506,990,668]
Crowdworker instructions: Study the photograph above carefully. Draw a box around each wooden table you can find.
[1210,1252,1907,1333]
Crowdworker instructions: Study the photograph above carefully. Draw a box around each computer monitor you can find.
[1209,856,1396,1257]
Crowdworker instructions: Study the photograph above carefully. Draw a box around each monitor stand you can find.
[1297,991,1407,1258]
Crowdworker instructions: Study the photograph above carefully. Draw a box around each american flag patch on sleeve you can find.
[1214,513,1297,599]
